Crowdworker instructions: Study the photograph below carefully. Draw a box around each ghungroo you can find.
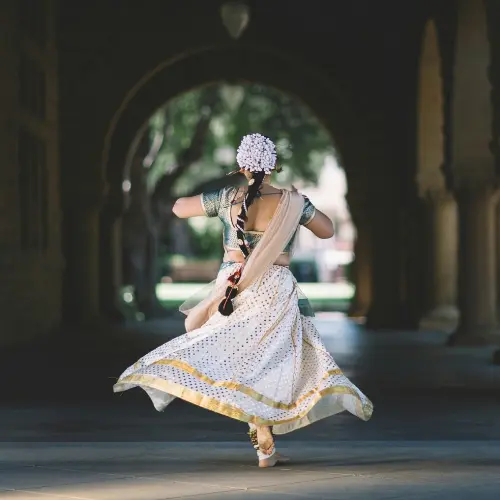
[248,427,275,455]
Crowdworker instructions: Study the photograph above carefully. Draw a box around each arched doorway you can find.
[119,83,353,319]
[102,46,361,188]
[97,47,366,321]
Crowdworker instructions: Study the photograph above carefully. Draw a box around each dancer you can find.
[114,133,373,467]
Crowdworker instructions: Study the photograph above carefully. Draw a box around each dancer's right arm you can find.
[172,195,206,219]
[172,188,222,219]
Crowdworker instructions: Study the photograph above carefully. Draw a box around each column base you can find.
[419,305,459,332]
[447,325,500,346]
[347,302,369,318]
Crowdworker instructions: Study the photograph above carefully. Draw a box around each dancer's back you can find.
[230,184,282,233]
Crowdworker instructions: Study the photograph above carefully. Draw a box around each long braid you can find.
[218,170,266,315]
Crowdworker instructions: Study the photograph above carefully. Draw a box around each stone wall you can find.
[0,0,62,346]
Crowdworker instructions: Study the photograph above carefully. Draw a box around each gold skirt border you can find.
[152,358,343,410]
[113,373,373,433]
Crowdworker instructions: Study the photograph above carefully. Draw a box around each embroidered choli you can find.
[200,186,316,253]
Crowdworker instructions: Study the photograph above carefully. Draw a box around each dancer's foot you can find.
[256,426,278,468]
[258,451,290,468]
[249,425,289,468]
[256,425,274,455]
[258,454,278,468]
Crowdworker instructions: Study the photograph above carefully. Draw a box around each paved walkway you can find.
[1,316,500,499]
[1,442,499,499]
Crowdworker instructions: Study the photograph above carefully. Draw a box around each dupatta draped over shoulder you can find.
[180,190,305,332]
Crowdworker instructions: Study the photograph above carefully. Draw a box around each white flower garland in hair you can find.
[236,133,277,174]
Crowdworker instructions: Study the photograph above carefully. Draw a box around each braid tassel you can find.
[218,267,242,316]
[218,170,266,316]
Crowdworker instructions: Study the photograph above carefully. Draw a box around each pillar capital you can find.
[420,188,454,205]
[416,169,447,200]
[451,169,498,195]
[452,183,500,208]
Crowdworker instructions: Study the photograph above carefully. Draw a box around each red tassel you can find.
[219,265,243,316]
[219,285,238,315]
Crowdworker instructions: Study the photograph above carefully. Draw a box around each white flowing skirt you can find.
[113,265,373,434]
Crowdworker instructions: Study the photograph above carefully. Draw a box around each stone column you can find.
[347,207,372,318]
[448,185,499,345]
[491,192,500,363]
[496,202,500,364]
[348,229,372,317]
[419,191,458,330]
[496,202,500,322]
[365,200,410,329]
[62,185,105,324]
[99,194,126,322]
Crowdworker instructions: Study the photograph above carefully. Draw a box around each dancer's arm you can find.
[173,188,223,219]
[172,195,206,219]
[291,185,334,239]
[304,211,335,239]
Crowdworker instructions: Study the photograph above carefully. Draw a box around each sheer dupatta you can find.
[180,190,305,332]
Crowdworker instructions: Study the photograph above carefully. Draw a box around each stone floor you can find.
[1,441,499,499]
[1,315,500,499]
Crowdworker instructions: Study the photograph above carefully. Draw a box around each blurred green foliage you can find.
[146,83,334,198]
[132,83,336,265]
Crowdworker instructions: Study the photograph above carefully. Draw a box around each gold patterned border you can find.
[114,373,373,428]
[151,358,343,410]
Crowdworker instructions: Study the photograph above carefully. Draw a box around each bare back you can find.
[229,186,282,233]
[226,185,285,264]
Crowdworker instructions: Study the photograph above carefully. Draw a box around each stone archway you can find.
[416,19,458,331]
[98,46,366,320]
[102,46,361,195]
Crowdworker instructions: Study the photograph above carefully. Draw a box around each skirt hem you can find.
[113,373,373,435]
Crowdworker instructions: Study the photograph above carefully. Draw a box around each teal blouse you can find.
[201,186,316,253]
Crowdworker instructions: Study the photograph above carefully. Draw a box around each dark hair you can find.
[218,170,266,315]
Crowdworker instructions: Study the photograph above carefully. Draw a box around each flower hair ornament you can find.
[226,133,282,176]
[236,133,277,174]
[218,133,279,316]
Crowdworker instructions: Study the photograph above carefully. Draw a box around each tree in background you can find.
[123,83,334,318]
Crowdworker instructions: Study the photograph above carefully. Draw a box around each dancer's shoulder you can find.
[200,185,235,217]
